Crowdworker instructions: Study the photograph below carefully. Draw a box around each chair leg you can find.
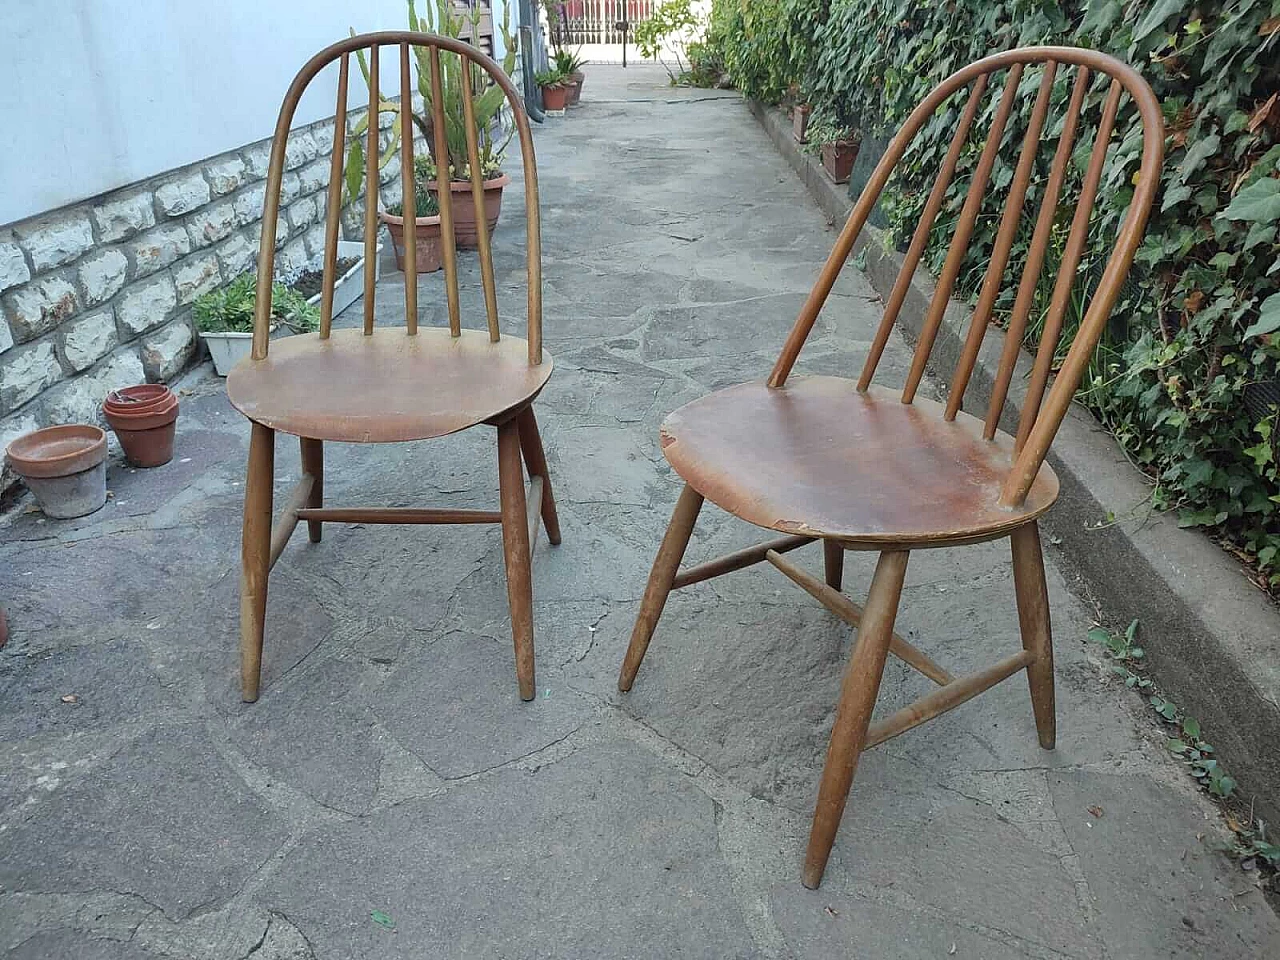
[240,422,275,703]
[498,419,536,701]
[803,549,909,889]
[516,406,561,546]
[823,539,844,591]
[1011,521,1055,750]
[618,483,704,692]
[300,438,323,543]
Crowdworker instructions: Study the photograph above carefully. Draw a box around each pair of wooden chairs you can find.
[232,36,1161,890]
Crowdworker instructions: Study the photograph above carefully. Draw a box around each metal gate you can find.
[549,0,658,47]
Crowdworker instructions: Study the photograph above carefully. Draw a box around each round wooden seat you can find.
[660,376,1059,548]
[226,327,553,443]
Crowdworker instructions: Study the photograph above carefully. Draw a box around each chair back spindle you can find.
[250,31,545,362]
[767,47,1162,509]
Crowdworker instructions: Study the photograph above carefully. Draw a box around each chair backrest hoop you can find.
[767,46,1163,507]
[249,31,544,365]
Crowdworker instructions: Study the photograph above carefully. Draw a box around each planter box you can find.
[201,330,256,377]
[303,240,382,317]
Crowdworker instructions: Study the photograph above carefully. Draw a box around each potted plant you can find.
[793,103,811,144]
[193,274,320,376]
[379,157,444,273]
[536,66,570,115]
[287,240,383,316]
[345,0,519,249]
[806,113,861,185]
[5,424,108,519]
[553,47,587,105]
[102,384,179,467]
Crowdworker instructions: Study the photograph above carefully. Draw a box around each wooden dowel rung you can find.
[671,535,815,590]
[460,59,501,342]
[268,475,316,569]
[296,507,502,524]
[864,650,1036,748]
[764,550,953,686]
[363,43,380,336]
[526,475,544,553]
[320,53,350,339]
[427,45,461,336]
[400,43,418,335]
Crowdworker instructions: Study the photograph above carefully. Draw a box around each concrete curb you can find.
[750,99,1280,822]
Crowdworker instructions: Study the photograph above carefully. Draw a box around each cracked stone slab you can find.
[371,630,589,780]
[257,738,759,959]
[4,931,168,959]
[1048,770,1280,958]
[0,722,290,919]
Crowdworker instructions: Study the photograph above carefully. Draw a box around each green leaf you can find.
[1221,177,1280,224]
[1177,134,1220,183]
[1131,0,1184,44]
[1182,716,1201,739]
[1243,293,1280,339]
[345,138,365,204]
[371,910,395,930]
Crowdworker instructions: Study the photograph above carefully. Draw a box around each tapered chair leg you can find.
[823,539,845,591]
[240,422,275,703]
[517,406,561,546]
[300,437,323,543]
[498,419,536,701]
[803,549,909,889]
[618,484,704,692]
[1011,522,1055,749]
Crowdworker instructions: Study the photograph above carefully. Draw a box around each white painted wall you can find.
[0,0,512,227]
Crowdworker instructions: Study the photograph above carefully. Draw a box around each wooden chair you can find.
[617,47,1162,888]
[227,32,559,703]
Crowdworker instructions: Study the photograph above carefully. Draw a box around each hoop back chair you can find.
[617,47,1163,888]
[227,32,560,704]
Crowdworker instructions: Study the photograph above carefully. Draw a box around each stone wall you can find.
[0,107,408,481]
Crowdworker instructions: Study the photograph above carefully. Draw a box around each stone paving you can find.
[2,65,1279,959]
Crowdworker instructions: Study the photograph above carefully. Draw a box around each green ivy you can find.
[706,0,1280,583]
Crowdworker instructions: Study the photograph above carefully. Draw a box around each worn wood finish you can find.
[320,53,349,339]
[460,60,501,341]
[1011,521,1055,748]
[670,534,813,590]
[296,506,502,524]
[227,329,552,442]
[516,407,561,545]
[268,474,315,569]
[803,550,909,888]
[300,438,323,542]
[764,549,953,686]
[400,44,419,335]
[661,378,1059,547]
[239,422,274,702]
[620,48,1163,887]
[363,43,379,337]
[823,539,844,591]
[618,484,704,692]
[863,649,1036,749]
[236,32,555,703]
[498,420,536,700]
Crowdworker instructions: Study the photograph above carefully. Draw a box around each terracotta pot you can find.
[565,72,584,106]
[792,104,811,143]
[103,391,179,468]
[541,83,569,113]
[379,211,444,273]
[6,424,109,518]
[104,384,171,415]
[428,174,509,250]
[821,139,860,184]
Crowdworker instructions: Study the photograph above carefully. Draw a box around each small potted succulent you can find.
[193,274,320,376]
[380,157,444,273]
[806,113,861,185]
[537,66,570,115]
[553,47,587,105]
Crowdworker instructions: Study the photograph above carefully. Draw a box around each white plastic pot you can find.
[304,241,382,317]
[201,330,256,377]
